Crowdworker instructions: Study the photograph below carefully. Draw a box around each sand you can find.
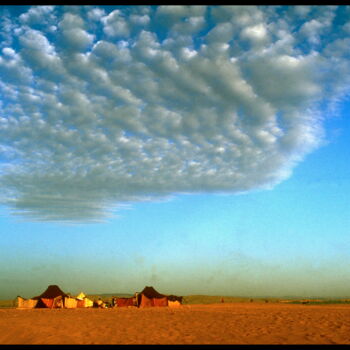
[1,302,350,344]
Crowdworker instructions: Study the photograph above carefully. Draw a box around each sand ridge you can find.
[1,302,350,344]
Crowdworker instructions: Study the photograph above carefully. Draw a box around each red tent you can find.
[115,297,135,307]
[136,286,169,307]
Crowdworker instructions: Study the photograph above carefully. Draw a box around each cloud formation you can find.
[0,5,349,222]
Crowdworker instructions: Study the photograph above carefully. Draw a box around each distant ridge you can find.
[87,293,133,297]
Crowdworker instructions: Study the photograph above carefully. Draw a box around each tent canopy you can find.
[139,286,166,299]
[33,285,68,300]
[139,286,183,303]
[76,292,86,300]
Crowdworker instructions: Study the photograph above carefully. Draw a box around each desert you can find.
[1,302,350,344]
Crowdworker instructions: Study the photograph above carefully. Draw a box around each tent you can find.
[76,292,85,308]
[17,296,38,309]
[33,284,68,299]
[167,295,183,303]
[17,285,68,309]
[136,286,182,308]
[33,285,68,308]
[76,292,86,300]
[17,285,95,309]
[76,292,93,308]
[65,291,94,308]
[64,296,78,309]
[114,297,135,307]
[168,300,181,307]
[84,298,94,308]
[137,286,166,307]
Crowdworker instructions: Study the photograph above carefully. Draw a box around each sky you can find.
[0,5,349,300]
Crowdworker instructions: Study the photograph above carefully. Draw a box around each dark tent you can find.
[139,286,166,299]
[136,286,183,307]
[136,286,165,307]
[33,285,68,300]
[32,285,68,308]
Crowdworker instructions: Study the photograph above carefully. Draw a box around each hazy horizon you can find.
[6,287,350,301]
[0,5,349,300]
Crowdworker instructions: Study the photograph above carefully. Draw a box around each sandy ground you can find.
[1,302,350,344]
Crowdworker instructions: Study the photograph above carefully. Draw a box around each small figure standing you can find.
[112,297,117,307]
[221,297,224,303]
[97,297,104,308]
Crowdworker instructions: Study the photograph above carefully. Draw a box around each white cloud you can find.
[101,10,130,37]
[19,6,55,25]
[291,6,312,17]
[206,22,233,43]
[59,12,84,30]
[2,47,16,57]
[87,7,106,21]
[0,12,16,49]
[155,6,207,35]
[19,28,55,54]
[156,5,206,18]
[171,16,206,36]
[240,23,269,45]
[61,27,95,50]
[130,14,150,26]
[56,12,95,51]
[299,19,324,45]
[0,5,348,222]
[212,5,264,27]
[180,47,197,60]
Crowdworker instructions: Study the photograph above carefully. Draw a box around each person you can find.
[97,297,104,308]
[134,292,139,307]
[221,297,224,303]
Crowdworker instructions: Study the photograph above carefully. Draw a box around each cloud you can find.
[58,13,95,51]
[0,5,349,222]
[240,23,269,45]
[87,7,106,22]
[101,10,130,38]
[19,5,56,26]
[0,10,17,49]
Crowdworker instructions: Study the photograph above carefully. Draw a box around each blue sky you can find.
[0,5,349,299]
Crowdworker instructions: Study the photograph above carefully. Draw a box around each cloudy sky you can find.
[0,5,349,299]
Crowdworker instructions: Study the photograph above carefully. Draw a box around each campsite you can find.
[1,4,350,346]
[0,284,350,344]
[15,285,183,310]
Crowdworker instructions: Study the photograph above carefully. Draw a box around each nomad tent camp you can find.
[17,285,93,309]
